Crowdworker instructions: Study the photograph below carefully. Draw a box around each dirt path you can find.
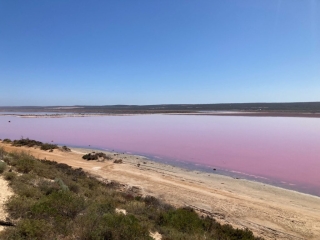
[1,142,320,239]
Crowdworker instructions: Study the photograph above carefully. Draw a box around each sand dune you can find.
[0,142,319,239]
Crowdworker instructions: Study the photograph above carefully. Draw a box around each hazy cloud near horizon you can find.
[0,0,319,106]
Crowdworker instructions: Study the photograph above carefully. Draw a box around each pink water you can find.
[1,115,320,196]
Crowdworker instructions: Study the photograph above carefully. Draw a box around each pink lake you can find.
[1,115,320,196]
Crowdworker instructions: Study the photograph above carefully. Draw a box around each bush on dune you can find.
[12,138,43,148]
[40,143,57,151]
[82,152,111,161]
[3,172,17,181]
[82,153,98,160]
[9,137,58,151]
[61,145,71,152]
[2,138,12,144]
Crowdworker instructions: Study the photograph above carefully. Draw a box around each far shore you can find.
[1,111,320,118]
[1,142,320,239]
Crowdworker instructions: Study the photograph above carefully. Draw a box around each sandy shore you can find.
[0,142,320,239]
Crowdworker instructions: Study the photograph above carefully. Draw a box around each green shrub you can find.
[6,196,36,219]
[82,153,98,160]
[3,172,17,181]
[78,213,151,240]
[61,145,71,152]
[210,223,258,240]
[38,179,59,195]
[54,178,69,191]
[144,195,158,205]
[15,184,41,199]
[16,156,35,174]
[2,138,12,143]
[40,143,58,151]
[3,152,36,173]
[11,219,51,240]
[12,138,42,148]
[125,201,149,218]
[32,164,57,179]
[0,161,7,173]
[103,214,151,240]
[74,198,117,238]
[0,147,5,159]
[158,207,203,234]
[32,191,86,219]
[2,155,17,167]
[11,138,58,151]
[82,152,110,161]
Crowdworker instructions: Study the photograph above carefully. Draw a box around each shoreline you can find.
[75,146,320,199]
[63,144,320,198]
[1,142,320,239]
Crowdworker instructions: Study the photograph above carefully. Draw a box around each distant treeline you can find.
[1,102,320,114]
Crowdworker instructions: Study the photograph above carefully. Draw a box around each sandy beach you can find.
[0,142,320,239]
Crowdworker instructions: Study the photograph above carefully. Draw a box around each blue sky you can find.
[0,0,319,106]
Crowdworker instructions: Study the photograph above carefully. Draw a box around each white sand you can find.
[0,175,13,232]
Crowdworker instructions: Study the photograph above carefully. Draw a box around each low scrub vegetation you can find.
[0,161,7,173]
[12,138,43,148]
[0,146,263,240]
[40,143,58,151]
[61,145,71,152]
[113,159,123,164]
[2,138,60,151]
[82,152,111,161]
[2,139,12,144]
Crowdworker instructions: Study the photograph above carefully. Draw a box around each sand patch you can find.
[92,167,101,171]
[150,231,162,240]
[0,175,14,232]
[115,208,127,215]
